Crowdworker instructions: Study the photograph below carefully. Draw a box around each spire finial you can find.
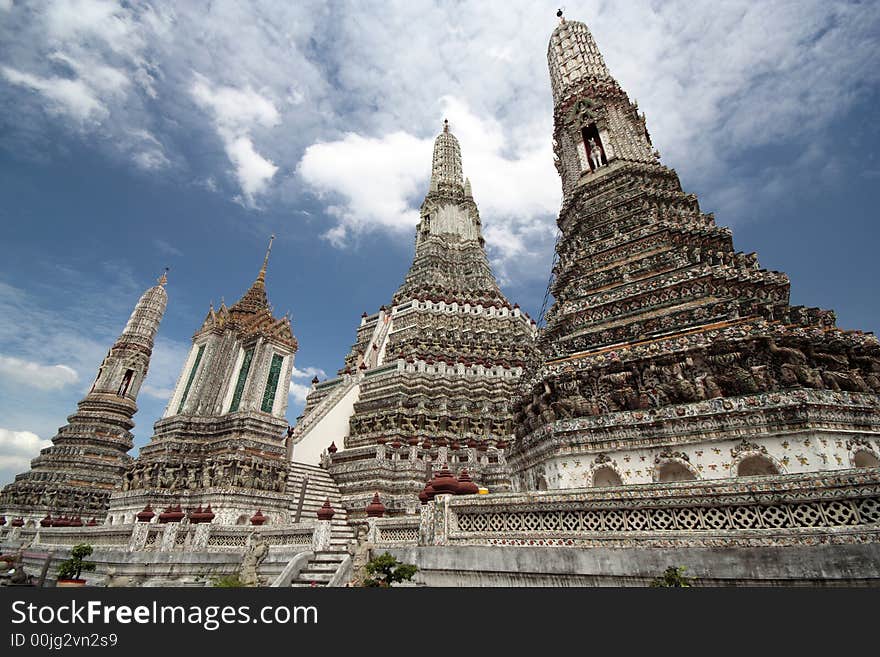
[557,8,565,22]
[443,118,449,133]
[157,267,169,286]
[258,234,275,282]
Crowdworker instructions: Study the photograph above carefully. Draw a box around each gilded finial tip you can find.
[157,266,169,286]
[258,235,275,281]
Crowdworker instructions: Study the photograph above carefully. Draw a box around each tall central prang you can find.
[291,121,537,517]
[508,15,880,490]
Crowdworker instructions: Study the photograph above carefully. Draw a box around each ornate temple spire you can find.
[116,270,168,352]
[429,119,464,192]
[392,118,505,305]
[257,234,274,283]
[230,236,274,315]
[547,17,614,105]
[0,275,169,521]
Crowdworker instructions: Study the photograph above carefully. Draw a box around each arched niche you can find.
[737,454,781,477]
[656,460,697,483]
[235,514,249,526]
[592,466,623,487]
[853,450,880,468]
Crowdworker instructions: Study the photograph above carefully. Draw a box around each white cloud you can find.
[0,0,12,12]
[44,0,141,55]
[288,365,326,405]
[190,75,280,134]
[292,365,326,380]
[298,96,559,263]
[288,382,312,404]
[0,428,51,484]
[0,355,79,390]
[153,239,183,257]
[299,130,431,244]
[226,136,278,200]
[190,74,281,203]
[1,66,107,123]
[141,385,174,400]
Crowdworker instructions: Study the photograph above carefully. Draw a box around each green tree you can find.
[650,566,693,587]
[363,552,418,588]
[57,543,96,581]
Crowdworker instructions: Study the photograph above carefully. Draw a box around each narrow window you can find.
[261,354,284,413]
[581,122,607,171]
[117,369,135,397]
[177,344,205,413]
[229,347,255,412]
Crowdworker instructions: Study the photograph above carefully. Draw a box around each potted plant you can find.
[56,543,96,587]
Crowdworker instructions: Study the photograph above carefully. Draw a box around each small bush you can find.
[650,566,693,587]
[212,574,246,587]
[363,552,418,588]
[57,544,96,581]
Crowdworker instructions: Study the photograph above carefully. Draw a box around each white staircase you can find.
[286,462,355,587]
[291,376,358,443]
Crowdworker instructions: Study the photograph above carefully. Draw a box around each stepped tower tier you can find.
[291,122,538,517]
[507,14,880,491]
[0,273,168,524]
[107,239,300,526]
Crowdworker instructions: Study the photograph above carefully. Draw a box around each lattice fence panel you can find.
[452,494,880,537]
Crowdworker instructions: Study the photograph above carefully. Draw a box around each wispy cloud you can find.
[0,355,78,390]
[291,365,326,380]
[190,73,281,203]
[288,364,326,405]
[1,66,108,123]
[288,381,312,405]
[153,239,183,258]
[0,428,51,488]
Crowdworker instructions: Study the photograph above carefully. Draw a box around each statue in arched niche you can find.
[588,137,604,170]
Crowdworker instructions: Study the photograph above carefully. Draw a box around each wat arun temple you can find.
[2,14,879,587]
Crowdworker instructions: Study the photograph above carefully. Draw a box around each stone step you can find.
[297,495,343,503]
[286,477,336,486]
[288,480,336,487]
[290,582,328,588]
[287,485,338,495]
[300,563,339,574]
[295,572,334,583]
[313,554,347,563]
[289,484,340,493]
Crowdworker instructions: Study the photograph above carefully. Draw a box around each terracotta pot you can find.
[365,493,386,518]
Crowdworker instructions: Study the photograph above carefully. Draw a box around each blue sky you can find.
[1,0,879,485]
